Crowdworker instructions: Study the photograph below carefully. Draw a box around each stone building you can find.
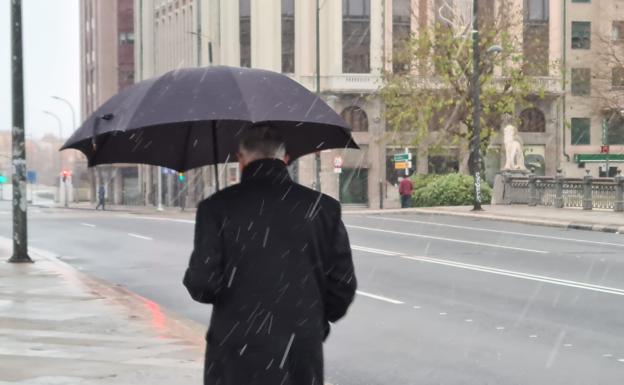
[131,0,623,208]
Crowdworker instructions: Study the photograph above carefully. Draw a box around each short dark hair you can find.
[239,124,286,159]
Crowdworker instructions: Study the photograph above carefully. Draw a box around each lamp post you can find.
[51,96,76,132]
[9,0,32,263]
[314,0,322,192]
[470,0,483,211]
[43,110,67,207]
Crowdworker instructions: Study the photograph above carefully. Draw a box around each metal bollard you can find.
[554,168,564,208]
[583,169,593,210]
[615,169,624,212]
[528,171,538,206]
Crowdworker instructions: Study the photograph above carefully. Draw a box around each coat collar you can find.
[241,158,291,184]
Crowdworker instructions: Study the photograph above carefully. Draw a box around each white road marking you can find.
[529,334,538,338]
[356,290,404,305]
[0,210,10,214]
[346,225,548,254]
[80,223,96,228]
[351,245,402,256]
[122,215,195,224]
[602,354,613,358]
[564,344,573,347]
[128,233,153,241]
[439,312,447,316]
[402,255,624,297]
[413,306,421,309]
[496,326,505,330]
[369,216,624,248]
[465,319,473,323]
[617,359,624,363]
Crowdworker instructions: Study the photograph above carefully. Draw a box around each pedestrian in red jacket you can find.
[399,177,413,208]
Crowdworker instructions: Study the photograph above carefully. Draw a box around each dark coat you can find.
[183,158,357,385]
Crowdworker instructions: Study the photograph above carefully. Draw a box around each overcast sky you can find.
[0,0,80,139]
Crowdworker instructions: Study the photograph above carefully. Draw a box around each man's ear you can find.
[283,154,290,164]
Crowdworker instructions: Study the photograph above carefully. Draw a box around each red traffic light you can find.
[61,170,71,177]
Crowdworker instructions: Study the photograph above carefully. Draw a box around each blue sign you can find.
[27,170,37,184]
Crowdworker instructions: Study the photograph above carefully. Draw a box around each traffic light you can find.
[178,172,185,182]
[61,170,70,183]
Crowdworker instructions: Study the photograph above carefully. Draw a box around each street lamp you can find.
[469,3,502,211]
[43,110,68,207]
[51,96,76,132]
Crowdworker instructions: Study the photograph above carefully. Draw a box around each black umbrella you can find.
[61,66,358,188]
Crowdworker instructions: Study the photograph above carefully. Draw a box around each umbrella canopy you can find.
[62,66,358,172]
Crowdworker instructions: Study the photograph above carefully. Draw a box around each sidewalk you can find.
[0,239,205,385]
[345,205,624,234]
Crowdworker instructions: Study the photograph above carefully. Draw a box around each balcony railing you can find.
[288,74,562,94]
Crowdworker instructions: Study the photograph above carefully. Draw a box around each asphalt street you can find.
[2,201,624,384]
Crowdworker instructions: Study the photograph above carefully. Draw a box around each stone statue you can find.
[502,124,527,171]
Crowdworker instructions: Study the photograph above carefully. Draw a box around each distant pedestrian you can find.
[399,176,413,208]
[95,185,105,210]
[184,124,357,385]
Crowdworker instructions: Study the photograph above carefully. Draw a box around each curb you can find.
[344,208,624,235]
[13,241,207,349]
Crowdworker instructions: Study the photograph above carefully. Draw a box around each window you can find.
[571,68,591,96]
[613,21,624,42]
[392,0,411,74]
[571,21,591,49]
[523,24,550,75]
[342,0,371,73]
[524,0,549,22]
[119,32,135,44]
[613,67,624,88]
[571,118,591,145]
[607,116,624,145]
[281,0,295,73]
[341,106,368,132]
[240,0,251,67]
[519,108,546,132]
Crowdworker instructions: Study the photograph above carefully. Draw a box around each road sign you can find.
[394,161,413,170]
[0,175,6,184]
[393,153,412,162]
[27,170,37,184]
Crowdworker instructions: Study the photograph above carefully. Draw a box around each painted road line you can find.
[369,216,624,248]
[356,290,404,304]
[128,233,153,241]
[347,225,548,254]
[80,223,96,228]
[123,215,195,224]
[351,245,403,256]
[402,255,624,297]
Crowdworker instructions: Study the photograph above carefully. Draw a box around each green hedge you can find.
[410,173,492,207]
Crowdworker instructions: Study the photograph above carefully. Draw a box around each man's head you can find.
[238,124,289,169]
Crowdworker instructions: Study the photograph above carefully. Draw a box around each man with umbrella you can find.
[61,66,360,385]
[183,124,357,385]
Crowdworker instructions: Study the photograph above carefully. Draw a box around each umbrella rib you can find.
[180,121,194,172]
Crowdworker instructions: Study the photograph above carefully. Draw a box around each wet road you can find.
[2,202,624,384]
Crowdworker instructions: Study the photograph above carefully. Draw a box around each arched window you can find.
[519,108,546,133]
[341,106,368,132]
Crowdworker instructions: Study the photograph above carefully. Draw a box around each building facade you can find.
[80,0,140,205]
[132,0,623,208]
